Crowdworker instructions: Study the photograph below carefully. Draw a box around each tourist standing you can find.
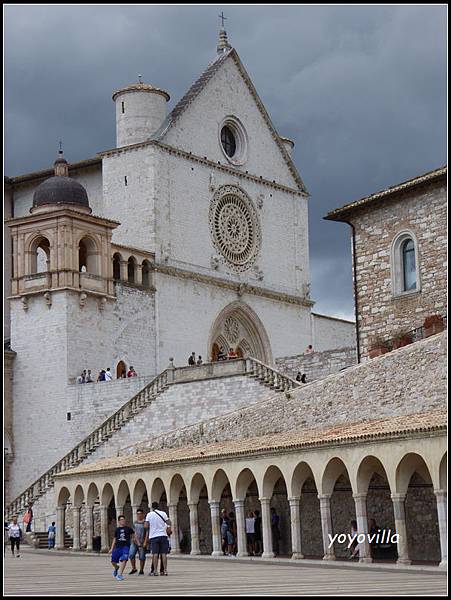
[349,520,359,559]
[23,505,33,533]
[145,502,171,576]
[110,515,134,581]
[305,344,314,354]
[86,370,94,383]
[270,507,280,556]
[188,352,196,366]
[217,347,226,361]
[227,511,237,556]
[47,522,56,549]
[245,511,256,556]
[196,355,203,366]
[105,368,113,381]
[300,374,307,384]
[127,366,138,377]
[76,373,85,384]
[227,348,238,360]
[129,509,146,575]
[7,516,22,557]
[220,509,229,555]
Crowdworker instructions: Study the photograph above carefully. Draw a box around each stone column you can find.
[55,506,66,550]
[391,493,411,565]
[260,498,275,558]
[188,502,200,555]
[136,264,143,285]
[120,260,128,281]
[318,494,336,560]
[72,507,81,551]
[86,505,94,552]
[234,499,248,557]
[99,505,110,553]
[168,503,180,555]
[353,493,372,563]
[434,489,447,568]
[289,497,304,559]
[209,501,222,556]
[115,506,124,522]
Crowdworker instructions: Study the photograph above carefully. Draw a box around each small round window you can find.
[218,117,248,165]
[221,126,236,158]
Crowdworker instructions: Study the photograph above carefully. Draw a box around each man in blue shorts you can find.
[109,515,134,581]
[144,501,171,576]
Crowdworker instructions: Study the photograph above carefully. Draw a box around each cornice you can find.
[154,262,313,307]
[99,140,308,198]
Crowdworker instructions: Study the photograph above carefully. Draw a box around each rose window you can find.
[209,186,261,272]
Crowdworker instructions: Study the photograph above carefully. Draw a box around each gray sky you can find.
[4,5,447,320]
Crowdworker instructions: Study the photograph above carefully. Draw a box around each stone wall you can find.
[125,331,446,456]
[348,179,447,358]
[275,346,356,383]
[311,313,356,352]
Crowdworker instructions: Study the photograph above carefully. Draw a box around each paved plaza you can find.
[3,547,447,596]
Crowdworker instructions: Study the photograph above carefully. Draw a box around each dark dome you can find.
[33,176,89,208]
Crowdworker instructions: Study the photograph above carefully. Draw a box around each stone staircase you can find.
[26,531,73,549]
[5,357,298,521]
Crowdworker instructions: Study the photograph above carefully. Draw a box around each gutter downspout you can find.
[343,219,361,363]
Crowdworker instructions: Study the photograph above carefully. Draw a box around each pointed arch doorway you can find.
[208,301,272,364]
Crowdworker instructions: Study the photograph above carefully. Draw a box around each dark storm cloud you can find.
[4,5,447,320]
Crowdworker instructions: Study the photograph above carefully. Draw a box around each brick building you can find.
[325,167,447,360]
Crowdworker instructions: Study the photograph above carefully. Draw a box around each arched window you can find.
[79,237,98,274]
[402,239,416,291]
[142,260,152,288]
[391,231,420,296]
[113,253,122,280]
[30,237,50,274]
[127,256,136,283]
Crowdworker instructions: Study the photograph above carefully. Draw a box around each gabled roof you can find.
[152,48,308,195]
[325,166,447,222]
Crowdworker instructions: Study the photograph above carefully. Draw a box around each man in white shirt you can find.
[104,368,113,381]
[144,502,171,576]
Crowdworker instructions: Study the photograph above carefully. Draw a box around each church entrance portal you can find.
[208,302,272,364]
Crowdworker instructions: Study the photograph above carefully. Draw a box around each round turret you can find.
[112,81,170,148]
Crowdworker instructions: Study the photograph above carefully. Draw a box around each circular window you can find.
[218,117,248,165]
[209,185,261,272]
[221,126,236,158]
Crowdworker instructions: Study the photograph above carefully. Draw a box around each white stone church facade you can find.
[4,32,354,505]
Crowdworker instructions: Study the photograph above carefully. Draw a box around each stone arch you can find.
[142,260,152,288]
[79,235,99,274]
[29,234,51,274]
[234,468,260,500]
[189,472,212,554]
[101,482,115,507]
[356,455,390,495]
[132,479,149,507]
[151,477,167,503]
[113,252,122,280]
[290,461,316,497]
[169,474,190,554]
[208,301,272,364]
[211,469,232,503]
[127,256,136,283]
[262,465,291,556]
[116,480,132,508]
[86,482,100,505]
[439,453,447,489]
[57,486,71,506]
[73,485,85,508]
[396,453,440,562]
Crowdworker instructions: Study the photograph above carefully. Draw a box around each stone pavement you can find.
[3,547,447,596]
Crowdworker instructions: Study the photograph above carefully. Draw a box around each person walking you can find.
[128,509,146,575]
[47,522,56,549]
[7,516,22,558]
[270,507,281,556]
[23,505,33,533]
[188,352,196,366]
[109,515,135,581]
[144,502,171,576]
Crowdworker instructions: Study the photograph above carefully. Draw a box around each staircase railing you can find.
[5,357,298,521]
[5,368,170,521]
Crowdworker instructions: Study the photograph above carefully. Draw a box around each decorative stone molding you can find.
[256,194,264,210]
[21,297,28,311]
[43,291,52,308]
[79,292,87,308]
[209,173,216,192]
[210,255,220,270]
[98,297,107,311]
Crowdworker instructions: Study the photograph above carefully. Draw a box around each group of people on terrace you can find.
[76,366,138,384]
